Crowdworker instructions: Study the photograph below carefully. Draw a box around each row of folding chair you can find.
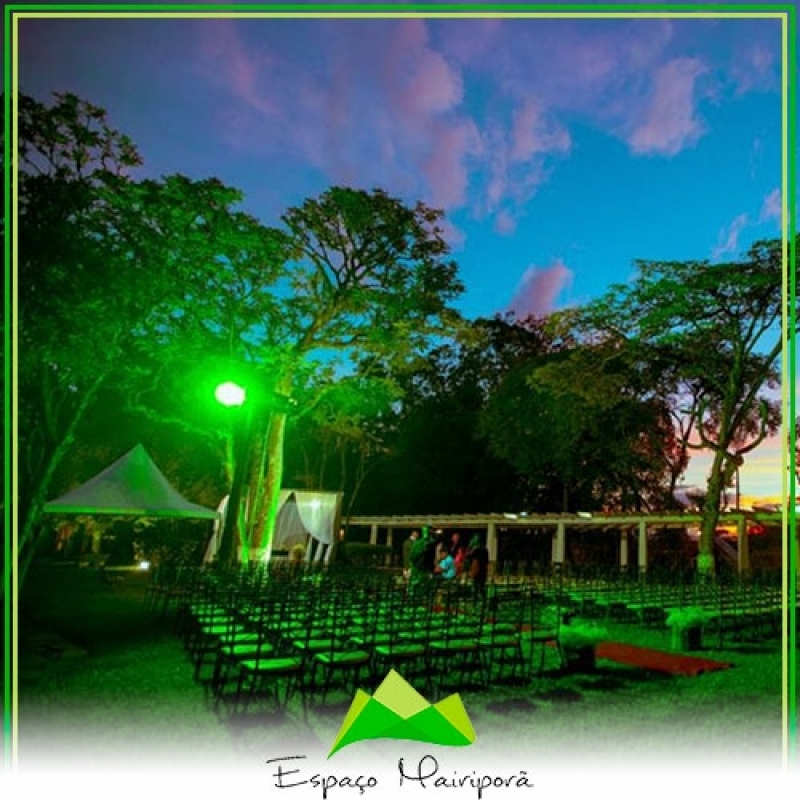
[687,583,783,647]
[144,565,208,616]
[178,581,313,715]
[527,572,786,643]
[173,578,568,716]
[175,577,391,714]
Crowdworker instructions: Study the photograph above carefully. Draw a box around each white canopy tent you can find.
[44,444,220,521]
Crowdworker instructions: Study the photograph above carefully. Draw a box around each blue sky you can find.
[12,7,792,500]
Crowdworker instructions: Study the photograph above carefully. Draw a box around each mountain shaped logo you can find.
[327,669,477,757]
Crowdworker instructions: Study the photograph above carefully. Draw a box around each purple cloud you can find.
[510,99,571,163]
[712,212,749,261]
[386,18,464,116]
[422,117,482,208]
[189,17,776,241]
[196,18,485,217]
[494,210,517,236]
[759,188,781,225]
[628,58,707,156]
[730,43,779,95]
[200,20,277,120]
[508,259,573,318]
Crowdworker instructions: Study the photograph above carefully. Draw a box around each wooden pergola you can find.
[343,510,787,573]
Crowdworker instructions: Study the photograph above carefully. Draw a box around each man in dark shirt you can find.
[408,528,431,592]
[402,530,420,577]
[467,535,490,599]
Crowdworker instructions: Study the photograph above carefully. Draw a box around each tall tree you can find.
[214,186,465,560]
[579,239,785,575]
[46,179,464,564]
[11,92,290,581]
[94,175,294,558]
[13,92,151,582]
[479,332,676,513]
[374,315,559,514]
[105,174,296,564]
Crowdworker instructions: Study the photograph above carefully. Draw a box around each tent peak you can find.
[44,445,219,521]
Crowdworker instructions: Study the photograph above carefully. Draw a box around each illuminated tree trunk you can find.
[216,406,254,566]
[242,432,268,562]
[697,448,727,578]
[251,411,287,560]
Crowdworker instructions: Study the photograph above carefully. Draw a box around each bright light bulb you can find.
[215,382,246,407]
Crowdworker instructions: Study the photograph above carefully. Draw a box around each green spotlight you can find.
[215,381,246,407]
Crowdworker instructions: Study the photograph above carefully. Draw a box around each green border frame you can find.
[3,0,796,775]
[787,1,797,763]
[3,3,14,772]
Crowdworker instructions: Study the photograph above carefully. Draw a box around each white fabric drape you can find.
[206,490,341,559]
[203,496,230,563]
[292,490,340,546]
[273,490,306,551]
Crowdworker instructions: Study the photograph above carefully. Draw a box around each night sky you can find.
[12,7,791,500]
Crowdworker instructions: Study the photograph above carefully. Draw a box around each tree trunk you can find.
[241,430,269,563]
[17,373,105,589]
[251,411,287,560]
[216,406,254,566]
[344,452,377,519]
[698,448,727,579]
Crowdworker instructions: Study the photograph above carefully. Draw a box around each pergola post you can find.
[620,529,629,569]
[737,516,750,574]
[487,522,498,562]
[369,524,378,546]
[638,520,648,573]
[386,527,394,566]
[554,522,566,565]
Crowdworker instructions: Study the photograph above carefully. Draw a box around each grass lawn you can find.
[13,563,790,775]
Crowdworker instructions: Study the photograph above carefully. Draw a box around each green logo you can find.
[328,669,477,758]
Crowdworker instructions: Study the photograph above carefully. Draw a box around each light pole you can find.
[215,381,251,567]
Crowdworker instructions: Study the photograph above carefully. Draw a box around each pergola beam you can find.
[343,510,783,574]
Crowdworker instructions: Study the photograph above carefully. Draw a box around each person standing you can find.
[435,549,457,581]
[408,528,431,593]
[467,534,490,600]
[450,531,466,580]
[402,530,420,578]
[424,528,442,576]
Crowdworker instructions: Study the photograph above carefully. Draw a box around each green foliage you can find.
[665,607,715,629]
[346,315,544,515]
[474,316,676,512]
[575,238,787,567]
[14,93,157,576]
[14,92,276,580]
[15,90,469,576]
[278,185,465,364]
